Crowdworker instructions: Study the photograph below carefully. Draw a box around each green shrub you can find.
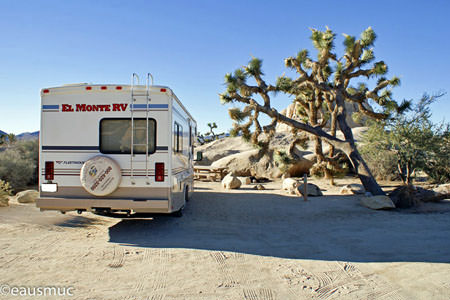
[0,179,13,195]
[423,133,450,183]
[0,139,38,191]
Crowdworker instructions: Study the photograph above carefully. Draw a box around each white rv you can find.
[37,74,196,217]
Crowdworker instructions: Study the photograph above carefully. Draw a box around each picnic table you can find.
[193,166,227,182]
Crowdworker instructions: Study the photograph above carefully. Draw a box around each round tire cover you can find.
[80,156,122,196]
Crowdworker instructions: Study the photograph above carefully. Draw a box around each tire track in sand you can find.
[147,248,171,300]
[243,288,276,300]
[211,251,238,287]
[108,246,125,268]
[313,261,404,300]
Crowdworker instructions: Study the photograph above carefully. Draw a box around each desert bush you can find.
[0,179,13,195]
[0,139,38,191]
[359,120,399,180]
[360,93,449,184]
[423,131,450,183]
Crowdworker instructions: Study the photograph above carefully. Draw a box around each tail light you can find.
[45,161,54,181]
[155,163,164,182]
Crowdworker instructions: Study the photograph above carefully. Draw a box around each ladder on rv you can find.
[130,73,154,185]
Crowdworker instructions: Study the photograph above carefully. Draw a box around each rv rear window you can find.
[100,118,156,154]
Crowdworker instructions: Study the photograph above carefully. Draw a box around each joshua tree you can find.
[7,133,16,146]
[207,122,218,139]
[221,27,407,196]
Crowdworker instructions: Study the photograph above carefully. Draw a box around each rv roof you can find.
[43,83,170,91]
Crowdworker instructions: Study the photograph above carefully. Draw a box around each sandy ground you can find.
[1,178,450,300]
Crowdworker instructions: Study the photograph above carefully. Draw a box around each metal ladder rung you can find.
[130,72,153,185]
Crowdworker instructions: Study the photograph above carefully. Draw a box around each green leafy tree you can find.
[361,93,448,185]
[220,27,407,195]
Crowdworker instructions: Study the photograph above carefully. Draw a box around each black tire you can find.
[172,208,183,218]
[185,186,190,202]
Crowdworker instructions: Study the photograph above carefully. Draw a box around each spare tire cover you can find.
[80,156,122,196]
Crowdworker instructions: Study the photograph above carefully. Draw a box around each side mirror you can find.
[195,151,203,161]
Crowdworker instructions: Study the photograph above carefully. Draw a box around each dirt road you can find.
[1,180,450,299]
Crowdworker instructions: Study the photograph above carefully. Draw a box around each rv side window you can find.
[100,118,156,154]
[173,122,183,153]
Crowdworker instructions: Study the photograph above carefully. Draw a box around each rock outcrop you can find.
[195,124,367,179]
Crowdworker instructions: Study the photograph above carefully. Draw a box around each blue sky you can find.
[0,0,449,134]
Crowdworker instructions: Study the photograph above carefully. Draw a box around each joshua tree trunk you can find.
[335,93,385,195]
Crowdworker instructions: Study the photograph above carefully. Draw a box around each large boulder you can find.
[212,149,283,178]
[287,158,314,177]
[212,150,258,177]
[389,185,438,208]
[360,195,396,210]
[221,173,241,190]
[195,137,254,166]
[433,184,450,196]
[15,190,39,203]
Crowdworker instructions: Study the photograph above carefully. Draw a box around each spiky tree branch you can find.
[221,27,405,196]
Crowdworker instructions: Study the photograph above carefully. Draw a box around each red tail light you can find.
[155,163,164,182]
[45,161,54,180]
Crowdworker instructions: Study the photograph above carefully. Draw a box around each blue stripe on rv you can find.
[131,104,169,110]
[42,105,59,110]
[41,146,169,151]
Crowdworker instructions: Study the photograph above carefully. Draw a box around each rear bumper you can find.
[36,197,169,213]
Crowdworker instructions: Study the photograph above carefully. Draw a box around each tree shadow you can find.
[108,190,450,263]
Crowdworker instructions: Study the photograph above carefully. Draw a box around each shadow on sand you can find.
[108,190,450,263]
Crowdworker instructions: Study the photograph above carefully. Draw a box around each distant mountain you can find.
[16,131,39,140]
[0,130,39,140]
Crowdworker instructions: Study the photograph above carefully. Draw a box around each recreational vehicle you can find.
[36,74,196,216]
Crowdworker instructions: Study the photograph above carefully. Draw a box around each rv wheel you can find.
[172,207,183,218]
[185,186,190,202]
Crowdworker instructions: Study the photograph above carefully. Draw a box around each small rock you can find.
[360,195,395,210]
[297,183,323,196]
[340,184,365,195]
[256,184,265,190]
[221,173,241,189]
[15,190,39,203]
[282,178,299,195]
[0,195,9,207]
